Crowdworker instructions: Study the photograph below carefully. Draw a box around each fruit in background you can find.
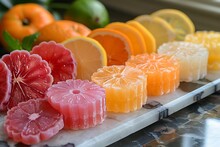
[35,20,91,44]
[106,22,146,55]
[151,9,195,41]
[47,79,106,130]
[0,60,11,111]
[1,50,53,109]
[126,20,156,53]
[88,28,132,66]
[134,15,176,48]
[126,53,180,96]
[62,36,107,80]
[91,65,147,113]
[158,41,208,82]
[0,3,55,49]
[64,0,109,29]
[4,99,64,145]
[31,41,77,83]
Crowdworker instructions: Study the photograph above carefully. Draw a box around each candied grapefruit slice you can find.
[2,50,53,109]
[126,20,156,53]
[106,22,146,55]
[126,53,180,96]
[151,9,195,41]
[62,36,107,80]
[0,60,11,111]
[47,79,106,130]
[88,28,132,66]
[4,99,64,145]
[158,41,208,82]
[31,41,77,84]
[134,15,176,48]
[91,65,147,113]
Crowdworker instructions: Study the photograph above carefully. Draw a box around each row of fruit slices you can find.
[0,8,219,146]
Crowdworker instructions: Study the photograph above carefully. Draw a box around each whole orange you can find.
[35,20,91,44]
[0,3,55,48]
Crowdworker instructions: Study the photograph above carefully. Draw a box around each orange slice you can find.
[62,36,107,80]
[151,9,195,41]
[126,20,156,53]
[134,15,176,48]
[91,65,147,113]
[105,22,146,55]
[88,28,132,66]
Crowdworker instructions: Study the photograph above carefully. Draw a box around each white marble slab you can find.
[1,78,220,147]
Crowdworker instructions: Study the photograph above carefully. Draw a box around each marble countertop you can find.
[108,92,220,147]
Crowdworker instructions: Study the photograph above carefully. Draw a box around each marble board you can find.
[1,78,220,147]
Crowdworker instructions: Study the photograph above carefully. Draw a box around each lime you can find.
[64,0,110,29]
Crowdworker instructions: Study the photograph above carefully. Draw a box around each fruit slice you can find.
[126,20,156,53]
[134,15,176,48]
[158,41,208,82]
[88,28,132,66]
[91,65,147,113]
[47,79,106,130]
[62,36,107,80]
[106,22,146,55]
[31,41,77,83]
[151,9,195,41]
[185,31,220,71]
[0,60,11,111]
[2,50,53,109]
[4,99,64,145]
[126,53,180,96]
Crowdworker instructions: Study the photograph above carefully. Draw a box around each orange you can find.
[106,22,146,55]
[0,3,55,48]
[35,20,91,45]
[91,65,147,113]
[62,36,107,80]
[88,28,132,66]
[126,20,156,53]
[126,53,180,96]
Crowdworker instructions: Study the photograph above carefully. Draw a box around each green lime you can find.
[64,0,110,29]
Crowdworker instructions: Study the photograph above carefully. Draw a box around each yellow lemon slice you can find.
[62,36,107,80]
[151,9,195,41]
[126,20,156,53]
[134,15,176,48]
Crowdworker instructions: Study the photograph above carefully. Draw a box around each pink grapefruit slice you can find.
[46,79,106,130]
[2,50,53,109]
[0,60,12,111]
[4,99,64,145]
[31,41,77,84]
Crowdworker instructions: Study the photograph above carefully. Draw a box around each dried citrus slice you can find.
[134,15,176,48]
[47,79,106,130]
[0,60,11,111]
[2,50,53,109]
[185,31,220,71]
[4,99,64,145]
[158,41,208,82]
[31,41,77,83]
[126,53,180,96]
[106,22,146,55]
[62,36,107,80]
[88,28,132,66]
[151,9,195,41]
[91,65,147,113]
[126,20,156,53]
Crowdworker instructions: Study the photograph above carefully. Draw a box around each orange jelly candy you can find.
[91,65,147,113]
[126,53,180,96]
